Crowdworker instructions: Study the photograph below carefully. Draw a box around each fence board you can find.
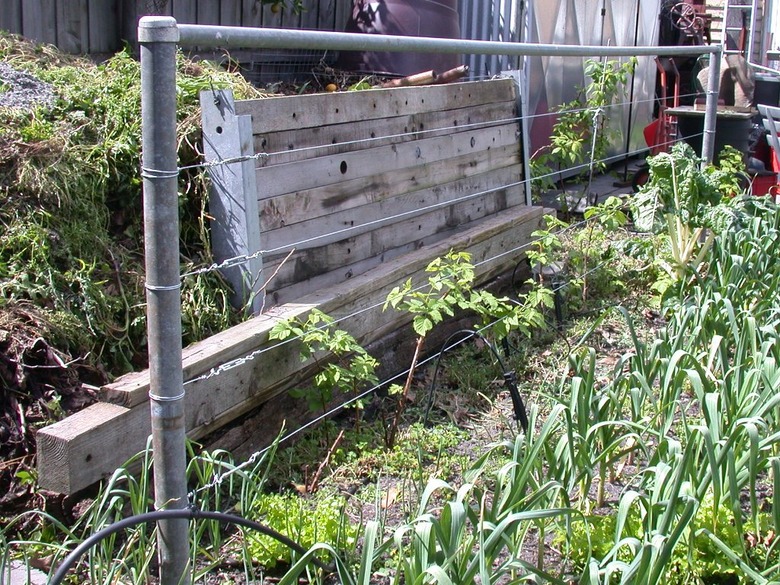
[0,1,23,34]
[196,0,219,24]
[22,0,57,45]
[56,0,88,53]
[172,0,196,23]
[241,0,263,27]
[220,0,242,25]
[88,0,118,53]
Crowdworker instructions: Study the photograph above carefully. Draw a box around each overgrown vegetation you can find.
[3,34,780,585]
[0,34,266,511]
[0,33,262,374]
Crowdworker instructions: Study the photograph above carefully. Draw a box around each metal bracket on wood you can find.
[200,89,263,314]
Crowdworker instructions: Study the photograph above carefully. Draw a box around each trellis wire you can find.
[179,130,697,283]
[182,210,600,389]
[139,25,721,580]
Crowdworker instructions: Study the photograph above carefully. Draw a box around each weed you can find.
[245,491,358,569]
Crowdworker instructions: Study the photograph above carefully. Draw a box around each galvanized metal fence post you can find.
[701,48,722,165]
[138,16,191,585]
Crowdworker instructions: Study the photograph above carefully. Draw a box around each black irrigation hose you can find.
[48,507,336,585]
[423,329,529,433]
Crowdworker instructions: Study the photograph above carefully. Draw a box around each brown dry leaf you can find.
[381,485,399,509]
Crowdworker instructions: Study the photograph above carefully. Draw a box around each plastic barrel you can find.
[675,111,752,162]
[755,73,780,108]
[337,0,461,77]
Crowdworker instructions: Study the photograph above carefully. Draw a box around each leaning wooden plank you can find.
[111,204,543,413]
[253,100,517,165]
[235,79,517,134]
[255,122,519,199]
[260,142,520,232]
[37,402,147,494]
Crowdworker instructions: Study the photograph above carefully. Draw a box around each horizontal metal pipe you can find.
[177,23,720,58]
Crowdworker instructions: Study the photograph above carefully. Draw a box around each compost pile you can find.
[0,57,101,511]
[0,32,263,518]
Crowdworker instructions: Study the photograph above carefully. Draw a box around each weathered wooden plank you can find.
[172,0,197,23]
[37,402,147,494]
[298,1,319,30]
[235,79,518,134]
[261,162,523,254]
[278,0,301,29]
[219,0,242,26]
[316,0,337,30]
[0,0,23,34]
[55,0,88,53]
[260,142,520,232]
[88,0,118,53]
[196,0,220,24]
[241,0,263,27]
[200,89,263,312]
[253,100,517,165]
[255,122,519,199]
[22,0,57,45]
[333,0,350,32]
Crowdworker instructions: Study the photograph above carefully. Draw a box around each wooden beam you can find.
[37,402,146,494]
[234,79,517,134]
[200,89,263,312]
[254,122,520,199]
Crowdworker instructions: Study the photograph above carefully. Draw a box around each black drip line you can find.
[423,328,529,433]
[48,507,336,585]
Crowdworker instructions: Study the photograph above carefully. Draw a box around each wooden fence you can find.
[0,0,349,55]
[37,77,547,495]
